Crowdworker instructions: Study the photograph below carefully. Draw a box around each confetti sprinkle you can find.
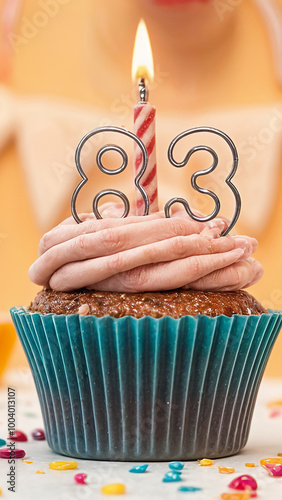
[49,461,78,470]
[0,439,5,447]
[228,475,257,491]
[0,448,26,459]
[267,399,282,408]
[166,470,182,475]
[169,462,185,471]
[269,409,282,418]
[74,473,87,484]
[260,457,282,466]
[163,471,182,482]
[101,483,126,495]
[8,430,27,442]
[178,486,202,492]
[262,464,282,477]
[22,460,33,464]
[199,459,213,466]
[32,429,45,441]
[129,464,149,473]
[245,464,255,468]
[218,467,235,474]
[36,470,46,474]
[221,494,251,500]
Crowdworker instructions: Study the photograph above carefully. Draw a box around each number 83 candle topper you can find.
[71,20,241,237]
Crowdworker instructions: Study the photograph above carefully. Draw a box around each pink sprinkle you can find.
[228,474,258,491]
[269,409,282,418]
[32,429,45,440]
[262,464,282,477]
[0,448,26,459]
[74,473,87,484]
[8,430,28,442]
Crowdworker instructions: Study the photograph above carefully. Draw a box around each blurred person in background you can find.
[1,0,282,374]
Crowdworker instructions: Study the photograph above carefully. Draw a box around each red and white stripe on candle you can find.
[134,102,159,215]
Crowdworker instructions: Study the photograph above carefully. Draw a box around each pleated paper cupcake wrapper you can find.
[10,307,282,461]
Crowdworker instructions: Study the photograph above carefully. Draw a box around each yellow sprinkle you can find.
[218,466,235,474]
[101,483,126,495]
[22,460,33,464]
[49,461,78,470]
[221,494,251,500]
[36,470,46,474]
[260,457,282,466]
[245,462,255,467]
[199,458,213,466]
[267,399,282,408]
[0,488,2,496]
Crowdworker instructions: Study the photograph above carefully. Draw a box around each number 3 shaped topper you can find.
[164,126,241,236]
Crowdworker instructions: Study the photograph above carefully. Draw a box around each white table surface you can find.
[0,371,282,499]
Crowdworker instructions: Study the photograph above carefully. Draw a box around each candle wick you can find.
[138,77,149,103]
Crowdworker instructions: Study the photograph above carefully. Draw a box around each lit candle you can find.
[132,20,159,215]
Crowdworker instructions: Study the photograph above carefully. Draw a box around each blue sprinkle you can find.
[0,439,6,447]
[178,486,202,493]
[129,464,149,473]
[165,471,182,477]
[169,461,185,471]
[163,472,182,483]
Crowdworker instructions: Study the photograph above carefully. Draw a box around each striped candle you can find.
[134,101,159,215]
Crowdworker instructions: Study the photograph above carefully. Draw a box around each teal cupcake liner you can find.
[10,307,282,461]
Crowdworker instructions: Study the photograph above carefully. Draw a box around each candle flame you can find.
[131,19,154,83]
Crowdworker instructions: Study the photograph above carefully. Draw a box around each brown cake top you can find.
[29,288,268,318]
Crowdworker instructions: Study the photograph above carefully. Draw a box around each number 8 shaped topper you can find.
[71,126,149,223]
[164,126,241,237]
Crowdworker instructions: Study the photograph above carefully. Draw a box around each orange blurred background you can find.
[1,0,282,378]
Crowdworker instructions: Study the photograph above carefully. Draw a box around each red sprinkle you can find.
[0,448,26,459]
[8,430,27,442]
[228,475,257,491]
[262,464,282,477]
[32,429,45,441]
[74,473,87,484]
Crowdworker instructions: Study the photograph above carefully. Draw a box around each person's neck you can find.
[87,0,237,112]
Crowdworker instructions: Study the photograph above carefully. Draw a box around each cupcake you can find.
[10,213,282,461]
[29,288,267,318]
